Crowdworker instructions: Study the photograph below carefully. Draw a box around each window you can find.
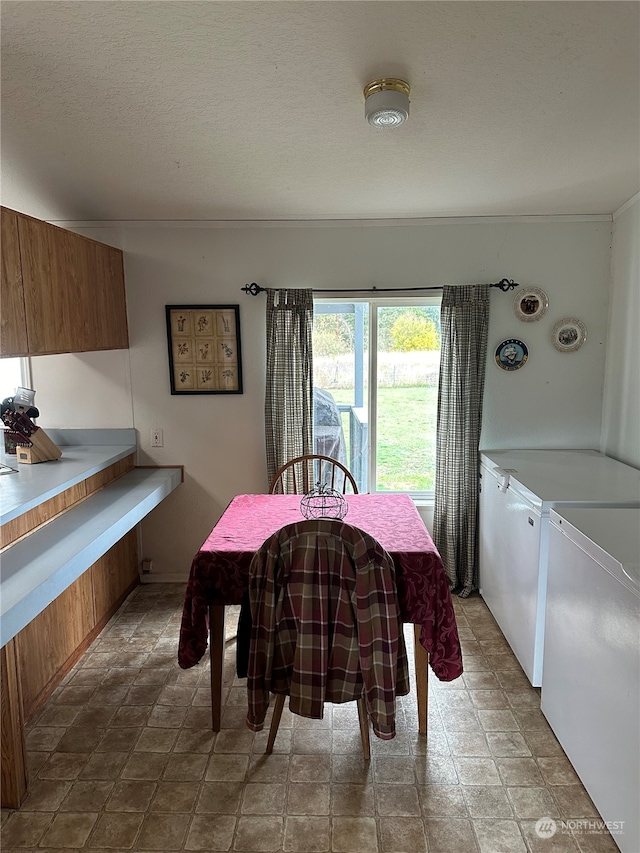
[0,358,29,402]
[313,298,441,497]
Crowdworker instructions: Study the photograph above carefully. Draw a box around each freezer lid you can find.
[550,507,640,593]
[479,450,640,507]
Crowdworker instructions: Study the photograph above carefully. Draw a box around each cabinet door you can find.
[18,214,128,355]
[86,239,129,350]
[0,208,28,356]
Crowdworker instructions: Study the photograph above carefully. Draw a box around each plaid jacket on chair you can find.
[246,518,410,740]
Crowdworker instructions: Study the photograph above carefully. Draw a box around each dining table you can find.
[178,493,463,734]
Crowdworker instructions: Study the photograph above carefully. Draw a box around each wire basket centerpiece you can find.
[300,481,349,520]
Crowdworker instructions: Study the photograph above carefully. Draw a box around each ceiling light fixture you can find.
[364,78,410,128]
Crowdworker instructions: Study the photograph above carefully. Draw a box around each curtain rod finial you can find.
[242,283,265,296]
[492,279,519,291]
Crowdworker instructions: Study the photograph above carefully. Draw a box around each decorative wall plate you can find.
[552,318,587,353]
[513,287,549,322]
[495,338,529,371]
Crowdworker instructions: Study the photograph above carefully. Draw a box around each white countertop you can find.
[0,444,137,526]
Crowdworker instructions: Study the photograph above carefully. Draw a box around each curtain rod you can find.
[241,279,519,296]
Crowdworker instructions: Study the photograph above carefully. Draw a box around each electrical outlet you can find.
[141,558,153,573]
[151,428,163,447]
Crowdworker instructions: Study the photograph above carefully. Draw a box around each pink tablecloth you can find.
[178,493,463,681]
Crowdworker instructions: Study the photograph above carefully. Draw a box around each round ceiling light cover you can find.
[364,78,410,128]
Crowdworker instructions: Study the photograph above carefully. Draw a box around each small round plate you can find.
[514,287,549,322]
[495,338,529,371]
[552,318,587,353]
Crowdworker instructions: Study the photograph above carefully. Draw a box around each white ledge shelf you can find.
[1,466,182,647]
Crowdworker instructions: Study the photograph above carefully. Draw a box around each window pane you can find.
[313,303,369,492]
[313,299,440,496]
[0,358,26,400]
[375,306,440,492]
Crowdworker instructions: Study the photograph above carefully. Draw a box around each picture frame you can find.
[552,317,587,353]
[165,305,243,394]
[513,287,549,322]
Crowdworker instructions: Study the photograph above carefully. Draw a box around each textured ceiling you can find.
[1,1,638,221]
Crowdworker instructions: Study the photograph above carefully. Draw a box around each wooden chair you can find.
[245,519,409,759]
[268,453,358,495]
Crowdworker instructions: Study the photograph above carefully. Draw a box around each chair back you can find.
[246,518,409,754]
[269,454,358,495]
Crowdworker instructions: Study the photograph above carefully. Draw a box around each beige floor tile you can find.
[291,754,331,782]
[241,782,286,814]
[26,727,66,751]
[426,817,479,853]
[331,784,375,816]
[496,757,545,786]
[376,785,421,816]
[414,753,458,784]
[379,816,428,853]
[38,752,89,780]
[537,756,582,786]
[284,815,331,852]
[519,819,581,852]
[105,780,157,812]
[373,756,416,783]
[151,781,200,812]
[87,811,144,848]
[507,785,559,819]
[184,814,236,851]
[39,811,98,847]
[331,755,374,784]
[446,731,491,757]
[552,785,600,819]
[120,751,169,780]
[162,752,208,781]
[59,780,114,812]
[207,753,250,781]
[472,817,527,853]
[234,815,284,852]
[418,784,467,817]
[477,710,519,731]
[19,779,73,811]
[462,785,514,818]
[134,726,179,752]
[454,756,501,785]
[96,726,142,752]
[1,811,53,847]
[485,731,531,757]
[287,782,331,815]
[196,781,244,813]
[331,816,378,853]
[136,811,190,849]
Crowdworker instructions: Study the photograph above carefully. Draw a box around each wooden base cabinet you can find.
[0,531,139,807]
[0,206,129,357]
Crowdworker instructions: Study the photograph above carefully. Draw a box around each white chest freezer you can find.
[478,450,640,686]
[542,507,639,853]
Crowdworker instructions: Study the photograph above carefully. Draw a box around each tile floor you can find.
[1,584,619,853]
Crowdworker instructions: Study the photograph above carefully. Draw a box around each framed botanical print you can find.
[165,305,243,394]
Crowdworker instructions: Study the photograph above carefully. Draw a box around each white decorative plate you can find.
[552,318,587,353]
[513,287,549,322]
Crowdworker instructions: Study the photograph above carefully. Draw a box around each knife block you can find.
[15,427,62,464]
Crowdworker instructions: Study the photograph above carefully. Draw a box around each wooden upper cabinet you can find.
[1,207,129,356]
[0,208,28,357]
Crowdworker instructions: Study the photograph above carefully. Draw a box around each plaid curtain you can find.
[433,284,490,597]
[265,288,314,486]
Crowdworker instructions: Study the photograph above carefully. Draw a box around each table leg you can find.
[209,604,225,732]
[413,624,429,736]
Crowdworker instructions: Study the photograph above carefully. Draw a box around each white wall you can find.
[28,217,614,578]
[601,196,640,468]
